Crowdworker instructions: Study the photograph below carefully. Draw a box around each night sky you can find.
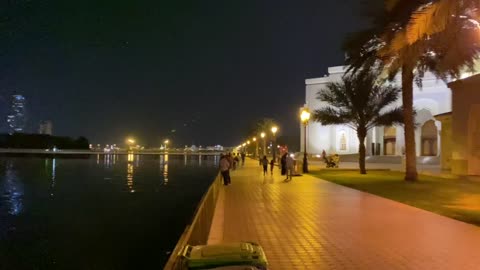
[0,0,367,147]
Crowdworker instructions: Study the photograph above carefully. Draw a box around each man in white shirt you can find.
[285,153,294,182]
[220,155,231,185]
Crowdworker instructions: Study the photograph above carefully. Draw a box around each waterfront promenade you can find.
[208,158,480,269]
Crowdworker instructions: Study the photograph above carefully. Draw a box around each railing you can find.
[164,172,223,270]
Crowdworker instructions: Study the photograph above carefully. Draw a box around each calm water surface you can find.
[0,154,219,270]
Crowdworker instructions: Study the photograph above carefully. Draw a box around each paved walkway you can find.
[208,158,480,269]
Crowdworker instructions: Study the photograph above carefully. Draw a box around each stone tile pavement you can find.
[208,158,480,269]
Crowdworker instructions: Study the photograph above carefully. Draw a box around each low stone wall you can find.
[163,173,223,269]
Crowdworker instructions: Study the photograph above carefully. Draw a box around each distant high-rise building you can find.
[39,120,53,135]
[6,94,27,134]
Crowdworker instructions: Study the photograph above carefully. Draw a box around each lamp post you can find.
[246,140,250,155]
[300,108,311,173]
[260,132,266,156]
[164,139,169,151]
[126,138,135,151]
[271,126,278,162]
[253,137,258,158]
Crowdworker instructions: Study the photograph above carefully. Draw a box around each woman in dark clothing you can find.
[280,153,287,175]
[270,158,275,175]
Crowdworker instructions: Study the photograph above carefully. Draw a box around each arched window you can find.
[340,132,347,151]
[421,120,438,156]
[383,126,397,155]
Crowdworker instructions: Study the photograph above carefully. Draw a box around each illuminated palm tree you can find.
[345,0,480,181]
[313,71,403,174]
[391,0,480,47]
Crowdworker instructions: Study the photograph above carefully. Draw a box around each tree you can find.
[392,0,480,48]
[312,71,403,174]
[344,0,480,181]
[244,118,278,156]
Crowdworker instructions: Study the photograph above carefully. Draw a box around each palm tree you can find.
[392,0,479,48]
[345,0,480,181]
[312,71,403,174]
[246,118,278,156]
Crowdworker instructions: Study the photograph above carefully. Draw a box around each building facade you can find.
[6,95,27,134]
[444,74,480,175]
[302,66,452,157]
[39,120,53,135]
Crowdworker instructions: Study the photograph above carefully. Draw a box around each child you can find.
[270,159,274,175]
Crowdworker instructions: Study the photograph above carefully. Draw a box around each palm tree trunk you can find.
[357,127,367,174]
[402,65,418,181]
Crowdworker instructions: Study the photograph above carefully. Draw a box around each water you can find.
[0,154,220,270]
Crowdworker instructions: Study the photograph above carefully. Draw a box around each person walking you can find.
[241,152,246,166]
[233,154,239,170]
[261,156,268,176]
[280,153,287,176]
[269,158,274,175]
[285,153,294,182]
[219,155,231,185]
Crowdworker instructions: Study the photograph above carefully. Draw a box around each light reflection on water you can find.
[0,154,220,269]
[1,161,24,215]
[159,154,169,185]
[127,152,135,192]
[48,158,57,197]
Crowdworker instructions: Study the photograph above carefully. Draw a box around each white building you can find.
[302,66,453,157]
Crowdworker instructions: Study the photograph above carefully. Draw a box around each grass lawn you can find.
[310,170,480,226]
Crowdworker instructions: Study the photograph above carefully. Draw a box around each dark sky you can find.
[0,0,367,147]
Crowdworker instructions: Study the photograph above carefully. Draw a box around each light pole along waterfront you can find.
[300,108,311,173]
[253,137,258,158]
[271,126,278,162]
[164,139,169,151]
[126,137,135,150]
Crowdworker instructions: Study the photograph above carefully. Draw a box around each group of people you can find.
[261,152,295,181]
[220,151,297,186]
[219,152,246,185]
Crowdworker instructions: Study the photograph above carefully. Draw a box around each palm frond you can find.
[312,107,352,126]
[405,0,458,45]
[369,107,404,129]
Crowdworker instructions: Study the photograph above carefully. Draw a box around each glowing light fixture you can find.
[271,126,278,135]
[300,109,311,123]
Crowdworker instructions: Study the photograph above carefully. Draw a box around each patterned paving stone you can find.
[208,159,480,269]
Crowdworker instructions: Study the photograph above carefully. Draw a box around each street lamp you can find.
[260,132,266,156]
[271,126,278,162]
[300,108,311,173]
[253,137,258,158]
[126,138,135,150]
[164,139,170,150]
